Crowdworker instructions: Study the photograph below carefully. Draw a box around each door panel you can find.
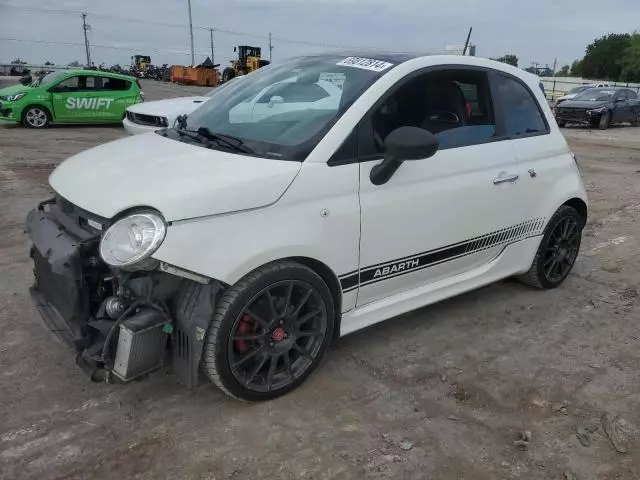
[357,140,528,306]
[611,97,628,124]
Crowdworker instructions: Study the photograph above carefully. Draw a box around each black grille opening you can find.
[129,112,168,127]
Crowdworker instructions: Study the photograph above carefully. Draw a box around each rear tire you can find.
[518,205,584,289]
[631,112,640,127]
[222,67,236,83]
[556,120,566,128]
[598,111,610,130]
[203,261,335,402]
[22,105,51,128]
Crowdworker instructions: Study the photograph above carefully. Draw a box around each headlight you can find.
[99,212,166,268]
[587,107,606,114]
[1,93,26,102]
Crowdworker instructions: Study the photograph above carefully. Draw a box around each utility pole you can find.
[187,0,195,66]
[551,57,558,105]
[81,13,92,67]
[209,28,215,65]
[268,32,273,62]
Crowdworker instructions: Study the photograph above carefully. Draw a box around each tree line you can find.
[493,32,640,81]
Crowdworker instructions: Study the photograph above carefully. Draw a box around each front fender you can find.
[152,162,361,289]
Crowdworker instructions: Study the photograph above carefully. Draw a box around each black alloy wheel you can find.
[519,205,584,289]
[203,261,334,401]
[541,216,581,283]
[228,280,328,393]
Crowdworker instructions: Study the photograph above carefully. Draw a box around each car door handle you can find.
[493,172,519,185]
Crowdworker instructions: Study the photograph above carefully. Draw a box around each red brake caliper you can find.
[235,315,258,353]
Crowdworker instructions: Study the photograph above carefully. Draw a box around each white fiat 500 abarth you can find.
[26,53,587,401]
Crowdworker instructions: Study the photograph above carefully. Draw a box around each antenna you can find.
[462,27,472,56]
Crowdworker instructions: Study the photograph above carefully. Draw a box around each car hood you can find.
[127,96,209,120]
[558,100,608,109]
[0,84,30,96]
[49,133,301,221]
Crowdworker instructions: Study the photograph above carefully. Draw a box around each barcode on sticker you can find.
[336,57,393,72]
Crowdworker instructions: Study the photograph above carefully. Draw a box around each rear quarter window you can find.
[102,78,132,91]
[493,74,548,137]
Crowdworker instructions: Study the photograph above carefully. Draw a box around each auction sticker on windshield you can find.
[336,57,394,72]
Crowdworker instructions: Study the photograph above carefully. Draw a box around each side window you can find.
[54,76,102,92]
[493,74,548,137]
[627,90,638,100]
[102,78,131,91]
[53,76,80,92]
[82,76,101,90]
[360,69,497,158]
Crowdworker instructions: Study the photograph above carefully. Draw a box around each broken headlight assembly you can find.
[99,211,166,270]
[586,106,606,115]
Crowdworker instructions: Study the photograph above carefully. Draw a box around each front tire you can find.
[203,261,335,401]
[22,106,51,128]
[631,111,640,127]
[519,205,584,289]
[598,111,610,130]
[556,120,566,128]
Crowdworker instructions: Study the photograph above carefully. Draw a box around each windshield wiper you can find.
[172,115,255,155]
[174,128,213,147]
[195,127,256,155]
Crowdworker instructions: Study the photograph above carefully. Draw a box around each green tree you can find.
[11,58,27,65]
[44,61,54,66]
[558,65,570,76]
[619,33,640,82]
[67,60,81,67]
[581,33,631,80]
[570,59,583,76]
[492,54,519,67]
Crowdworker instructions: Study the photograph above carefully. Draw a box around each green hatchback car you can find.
[0,69,144,128]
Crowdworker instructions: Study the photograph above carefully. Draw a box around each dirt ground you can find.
[1,78,639,480]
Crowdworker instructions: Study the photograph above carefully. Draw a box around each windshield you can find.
[573,89,615,101]
[176,55,396,161]
[568,85,589,95]
[204,77,242,97]
[31,71,66,87]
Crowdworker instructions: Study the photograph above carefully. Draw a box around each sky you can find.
[1,0,639,70]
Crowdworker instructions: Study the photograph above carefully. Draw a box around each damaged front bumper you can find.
[555,108,603,126]
[25,197,220,387]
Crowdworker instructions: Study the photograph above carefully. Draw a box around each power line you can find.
[1,3,370,49]
[0,36,234,61]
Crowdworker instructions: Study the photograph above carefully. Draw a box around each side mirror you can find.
[370,126,439,186]
[268,95,284,108]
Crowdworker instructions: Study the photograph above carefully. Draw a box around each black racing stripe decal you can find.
[359,241,467,285]
[339,273,359,293]
[338,218,546,292]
